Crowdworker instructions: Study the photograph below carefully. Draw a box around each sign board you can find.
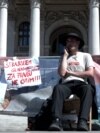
[4,58,42,89]
[0,57,60,116]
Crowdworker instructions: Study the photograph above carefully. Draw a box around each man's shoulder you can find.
[78,52,91,57]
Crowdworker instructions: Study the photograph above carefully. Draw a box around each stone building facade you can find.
[0,0,100,57]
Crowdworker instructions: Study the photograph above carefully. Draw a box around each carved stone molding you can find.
[30,0,40,8]
[45,10,88,29]
[89,0,99,8]
[0,0,8,8]
[40,0,46,20]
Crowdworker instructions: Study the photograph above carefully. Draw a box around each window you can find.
[18,22,30,46]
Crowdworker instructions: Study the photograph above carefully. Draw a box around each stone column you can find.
[0,0,8,56]
[88,0,100,55]
[29,0,40,57]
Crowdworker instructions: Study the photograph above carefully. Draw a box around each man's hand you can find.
[58,49,68,77]
[64,69,71,77]
[64,48,69,57]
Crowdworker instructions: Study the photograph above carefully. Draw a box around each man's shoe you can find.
[77,119,88,131]
[49,118,63,131]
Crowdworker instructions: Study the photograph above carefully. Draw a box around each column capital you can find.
[30,0,40,8]
[89,0,99,8]
[0,0,8,8]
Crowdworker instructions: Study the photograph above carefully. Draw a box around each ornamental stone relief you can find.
[8,0,16,11]
[44,0,86,4]
[0,0,8,7]
[16,0,29,4]
[40,0,46,20]
[45,10,88,29]
[90,0,99,7]
[30,0,40,8]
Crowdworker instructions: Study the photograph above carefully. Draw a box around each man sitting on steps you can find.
[49,32,94,131]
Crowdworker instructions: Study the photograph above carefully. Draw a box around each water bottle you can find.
[98,107,100,123]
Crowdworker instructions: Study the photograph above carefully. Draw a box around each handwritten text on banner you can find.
[4,58,42,88]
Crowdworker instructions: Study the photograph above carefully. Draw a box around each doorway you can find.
[49,26,83,56]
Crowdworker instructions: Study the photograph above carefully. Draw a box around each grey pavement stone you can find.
[0,114,27,132]
[0,115,100,132]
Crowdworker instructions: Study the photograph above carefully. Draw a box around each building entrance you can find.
[49,26,83,56]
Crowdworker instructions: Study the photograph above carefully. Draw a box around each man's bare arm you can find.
[58,49,68,77]
[65,67,94,78]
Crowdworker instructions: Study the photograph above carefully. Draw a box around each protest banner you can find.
[4,58,42,89]
[0,57,60,116]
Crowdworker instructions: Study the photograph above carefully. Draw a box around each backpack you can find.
[34,98,52,130]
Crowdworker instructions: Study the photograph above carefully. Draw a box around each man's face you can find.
[66,36,80,52]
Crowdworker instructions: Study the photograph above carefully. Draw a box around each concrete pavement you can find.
[0,114,100,132]
[0,114,27,132]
